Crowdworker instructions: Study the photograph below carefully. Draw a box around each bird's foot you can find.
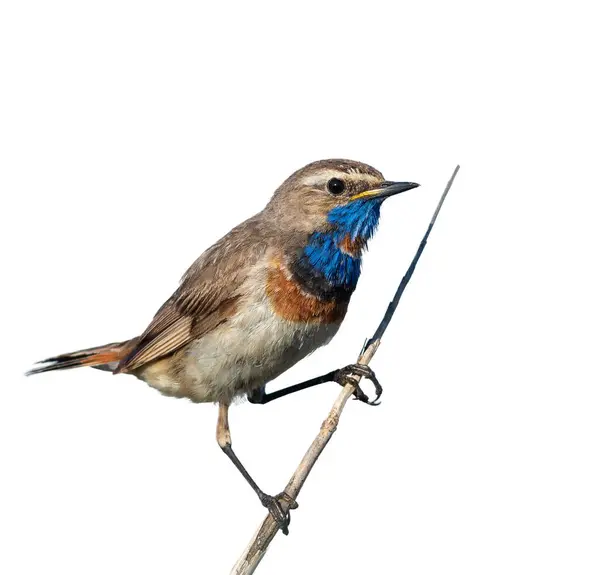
[334,363,382,406]
[259,491,298,535]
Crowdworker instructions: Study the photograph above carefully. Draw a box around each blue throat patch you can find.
[303,199,382,291]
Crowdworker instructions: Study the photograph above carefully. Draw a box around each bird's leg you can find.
[247,364,382,406]
[216,403,298,534]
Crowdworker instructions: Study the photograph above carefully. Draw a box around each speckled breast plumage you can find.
[266,257,349,324]
[265,197,383,324]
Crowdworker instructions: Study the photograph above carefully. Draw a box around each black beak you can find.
[376,180,420,199]
[350,180,420,201]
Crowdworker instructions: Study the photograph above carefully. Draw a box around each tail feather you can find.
[26,341,134,376]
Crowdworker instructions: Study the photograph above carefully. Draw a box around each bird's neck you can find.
[292,200,382,297]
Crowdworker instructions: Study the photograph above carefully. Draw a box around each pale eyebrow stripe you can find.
[301,170,382,187]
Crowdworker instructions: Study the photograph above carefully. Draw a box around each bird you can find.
[27,158,419,533]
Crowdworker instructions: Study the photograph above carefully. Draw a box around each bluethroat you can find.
[28,159,419,533]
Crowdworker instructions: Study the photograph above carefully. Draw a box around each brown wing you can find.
[115,216,268,373]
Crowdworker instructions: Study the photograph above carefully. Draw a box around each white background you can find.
[1,1,599,574]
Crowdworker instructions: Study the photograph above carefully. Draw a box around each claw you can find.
[335,363,382,406]
[259,491,298,535]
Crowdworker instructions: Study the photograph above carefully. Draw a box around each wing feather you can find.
[115,216,268,373]
[120,315,193,371]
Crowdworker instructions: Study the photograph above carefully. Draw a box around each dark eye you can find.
[327,178,345,195]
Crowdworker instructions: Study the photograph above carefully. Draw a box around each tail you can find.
[26,340,136,376]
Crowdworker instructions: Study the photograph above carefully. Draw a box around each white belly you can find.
[140,290,341,403]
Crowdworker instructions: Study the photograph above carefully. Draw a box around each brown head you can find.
[265,159,419,234]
